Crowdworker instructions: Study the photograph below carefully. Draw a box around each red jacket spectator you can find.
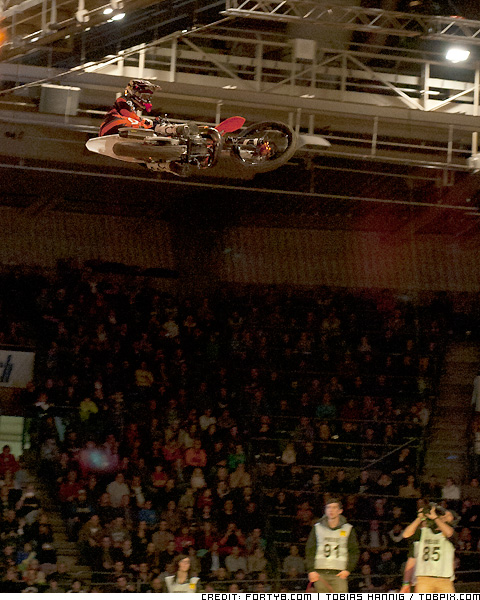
[184,440,207,468]
[0,446,18,476]
[59,471,83,503]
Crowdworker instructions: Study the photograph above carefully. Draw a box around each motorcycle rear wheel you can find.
[113,142,185,162]
[231,121,297,173]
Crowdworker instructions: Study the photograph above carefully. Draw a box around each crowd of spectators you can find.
[0,261,475,591]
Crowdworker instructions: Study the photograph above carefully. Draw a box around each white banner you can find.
[0,350,35,388]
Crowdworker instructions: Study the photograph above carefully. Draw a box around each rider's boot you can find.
[166,161,190,177]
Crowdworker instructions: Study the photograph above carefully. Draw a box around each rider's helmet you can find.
[124,79,160,113]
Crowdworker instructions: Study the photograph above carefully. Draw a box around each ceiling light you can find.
[103,7,113,14]
[111,11,125,20]
[301,94,315,98]
[222,85,237,90]
[30,36,39,42]
[446,47,470,63]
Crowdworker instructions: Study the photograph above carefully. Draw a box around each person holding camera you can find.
[402,504,458,592]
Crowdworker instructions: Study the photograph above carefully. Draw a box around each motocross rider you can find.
[99,79,197,176]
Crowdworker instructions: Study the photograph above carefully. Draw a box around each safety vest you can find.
[313,521,352,571]
[415,528,455,579]
[164,575,200,593]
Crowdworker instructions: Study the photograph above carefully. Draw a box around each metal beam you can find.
[0,0,173,61]
[224,1,480,45]
[2,0,45,19]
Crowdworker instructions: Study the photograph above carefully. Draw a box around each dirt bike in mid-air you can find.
[86,116,329,177]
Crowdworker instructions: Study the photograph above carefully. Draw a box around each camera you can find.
[422,502,446,518]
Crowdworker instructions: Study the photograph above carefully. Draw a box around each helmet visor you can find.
[137,93,153,112]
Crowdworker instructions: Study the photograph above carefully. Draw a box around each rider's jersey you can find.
[99,97,153,136]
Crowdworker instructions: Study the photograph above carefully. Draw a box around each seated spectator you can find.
[390,447,415,482]
[13,457,30,492]
[148,576,164,592]
[190,467,207,491]
[229,463,252,489]
[398,475,421,499]
[211,566,229,591]
[158,540,177,572]
[374,473,397,496]
[227,444,246,472]
[199,408,216,432]
[459,499,480,528]
[174,526,195,554]
[362,427,380,461]
[225,546,247,575]
[130,475,146,508]
[106,474,130,509]
[316,393,337,420]
[15,484,41,522]
[293,500,313,542]
[151,464,168,493]
[421,474,442,500]
[0,566,25,592]
[296,441,316,466]
[185,439,207,469]
[138,500,159,527]
[247,547,267,574]
[283,567,304,591]
[329,468,353,495]
[337,421,361,462]
[377,549,397,579]
[0,445,19,478]
[244,527,266,554]
[282,544,305,575]
[78,514,103,556]
[59,471,82,510]
[280,442,297,466]
[219,522,245,553]
[107,517,130,548]
[200,541,224,578]
[96,492,116,525]
[442,477,461,502]
[461,477,480,505]
[340,398,362,422]
[357,564,375,592]
[388,523,405,545]
[67,579,85,593]
[238,500,262,534]
[303,470,324,496]
[360,519,388,549]
[356,470,374,494]
[66,488,93,540]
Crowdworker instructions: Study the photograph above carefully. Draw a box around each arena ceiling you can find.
[2,0,480,238]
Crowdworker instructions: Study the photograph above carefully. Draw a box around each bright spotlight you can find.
[446,47,470,63]
[103,7,113,14]
[111,11,125,20]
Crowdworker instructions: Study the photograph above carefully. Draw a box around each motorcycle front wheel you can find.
[230,121,297,173]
